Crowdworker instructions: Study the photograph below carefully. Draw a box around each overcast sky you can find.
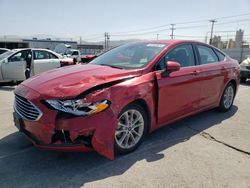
[0,0,250,42]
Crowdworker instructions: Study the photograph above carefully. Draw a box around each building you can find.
[0,37,78,50]
[77,44,103,55]
[211,35,224,49]
[23,38,77,50]
[0,37,29,49]
[235,29,244,48]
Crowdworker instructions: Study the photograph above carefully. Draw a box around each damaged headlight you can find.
[46,99,111,116]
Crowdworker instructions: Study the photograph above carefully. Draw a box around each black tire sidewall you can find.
[114,103,148,155]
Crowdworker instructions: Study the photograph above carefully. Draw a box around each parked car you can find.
[0,48,62,82]
[13,40,240,160]
[60,57,75,66]
[0,48,10,55]
[239,55,250,82]
[65,49,81,63]
[80,54,97,63]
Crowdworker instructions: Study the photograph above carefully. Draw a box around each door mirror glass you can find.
[166,61,181,72]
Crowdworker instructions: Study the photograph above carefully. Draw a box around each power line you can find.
[111,13,250,35]
[111,28,171,36]
[82,13,250,41]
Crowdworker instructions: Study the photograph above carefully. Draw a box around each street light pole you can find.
[156,34,159,40]
[209,20,217,45]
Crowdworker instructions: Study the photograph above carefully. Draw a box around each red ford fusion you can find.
[13,40,240,159]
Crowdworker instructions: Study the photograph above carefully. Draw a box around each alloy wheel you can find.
[115,109,144,149]
[223,85,234,109]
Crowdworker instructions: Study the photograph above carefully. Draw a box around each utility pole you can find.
[209,20,217,45]
[104,32,107,51]
[170,24,175,39]
[156,34,159,40]
[104,32,110,51]
[106,33,110,50]
[79,36,82,45]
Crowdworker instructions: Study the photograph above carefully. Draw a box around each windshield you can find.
[0,50,16,61]
[90,43,167,69]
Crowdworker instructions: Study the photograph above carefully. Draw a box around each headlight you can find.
[46,99,111,116]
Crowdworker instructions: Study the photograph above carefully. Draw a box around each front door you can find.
[2,50,31,81]
[155,44,202,126]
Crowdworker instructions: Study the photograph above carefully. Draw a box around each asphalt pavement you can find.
[0,82,249,188]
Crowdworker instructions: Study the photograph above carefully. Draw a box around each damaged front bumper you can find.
[14,84,118,160]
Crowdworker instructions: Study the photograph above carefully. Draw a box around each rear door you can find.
[33,50,60,75]
[1,50,29,80]
[194,44,225,108]
[155,44,202,126]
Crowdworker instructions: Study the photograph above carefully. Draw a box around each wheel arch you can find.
[127,98,151,134]
[227,79,237,95]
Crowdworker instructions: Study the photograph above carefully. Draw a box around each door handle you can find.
[191,70,200,76]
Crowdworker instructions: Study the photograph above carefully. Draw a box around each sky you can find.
[0,0,250,42]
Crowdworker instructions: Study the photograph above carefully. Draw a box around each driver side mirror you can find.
[161,61,181,77]
[166,61,181,72]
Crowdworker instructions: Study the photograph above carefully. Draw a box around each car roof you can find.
[137,39,207,46]
[0,48,10,50]
[13,48,54,51]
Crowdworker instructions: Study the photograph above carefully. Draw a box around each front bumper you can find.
[14,84,118,160]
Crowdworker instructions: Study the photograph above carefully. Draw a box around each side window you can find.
[72,51,79,56]
[155,44,195,70]
[214,49,225,61]
[48,52,58,59]
[9,50,30,62]
[34,50,57,60]
[196,45,219,64]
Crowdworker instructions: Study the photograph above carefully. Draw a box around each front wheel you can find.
[218,83,235,112]
[114,103,148,154]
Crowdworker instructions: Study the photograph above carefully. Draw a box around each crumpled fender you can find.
[83,72,157,159]
[91,111,118,160]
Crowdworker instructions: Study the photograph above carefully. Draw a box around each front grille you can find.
[14,95,42,121]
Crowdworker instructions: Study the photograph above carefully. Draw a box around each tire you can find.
[218,82,235,112]
[114,103,148,155]
[240,77,246,83]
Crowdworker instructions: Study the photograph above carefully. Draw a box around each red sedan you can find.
[13,40,240,159]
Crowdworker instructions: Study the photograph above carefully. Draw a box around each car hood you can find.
[20,64,142,99]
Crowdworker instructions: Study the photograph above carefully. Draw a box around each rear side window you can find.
[34,50,58,60]
[72,51,79,56]
[214,49,225,61]
[196,45,219,64]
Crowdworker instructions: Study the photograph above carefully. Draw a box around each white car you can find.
[65,49,81,63]
[0,48,10,55]
[0,48,62,82]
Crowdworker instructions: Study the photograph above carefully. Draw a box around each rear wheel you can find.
[114,103,148,154]
[218,83,235,112]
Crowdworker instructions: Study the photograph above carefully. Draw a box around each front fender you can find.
[84,72,157,159]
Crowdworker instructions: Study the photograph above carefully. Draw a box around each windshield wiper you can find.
[98,64,124,69]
